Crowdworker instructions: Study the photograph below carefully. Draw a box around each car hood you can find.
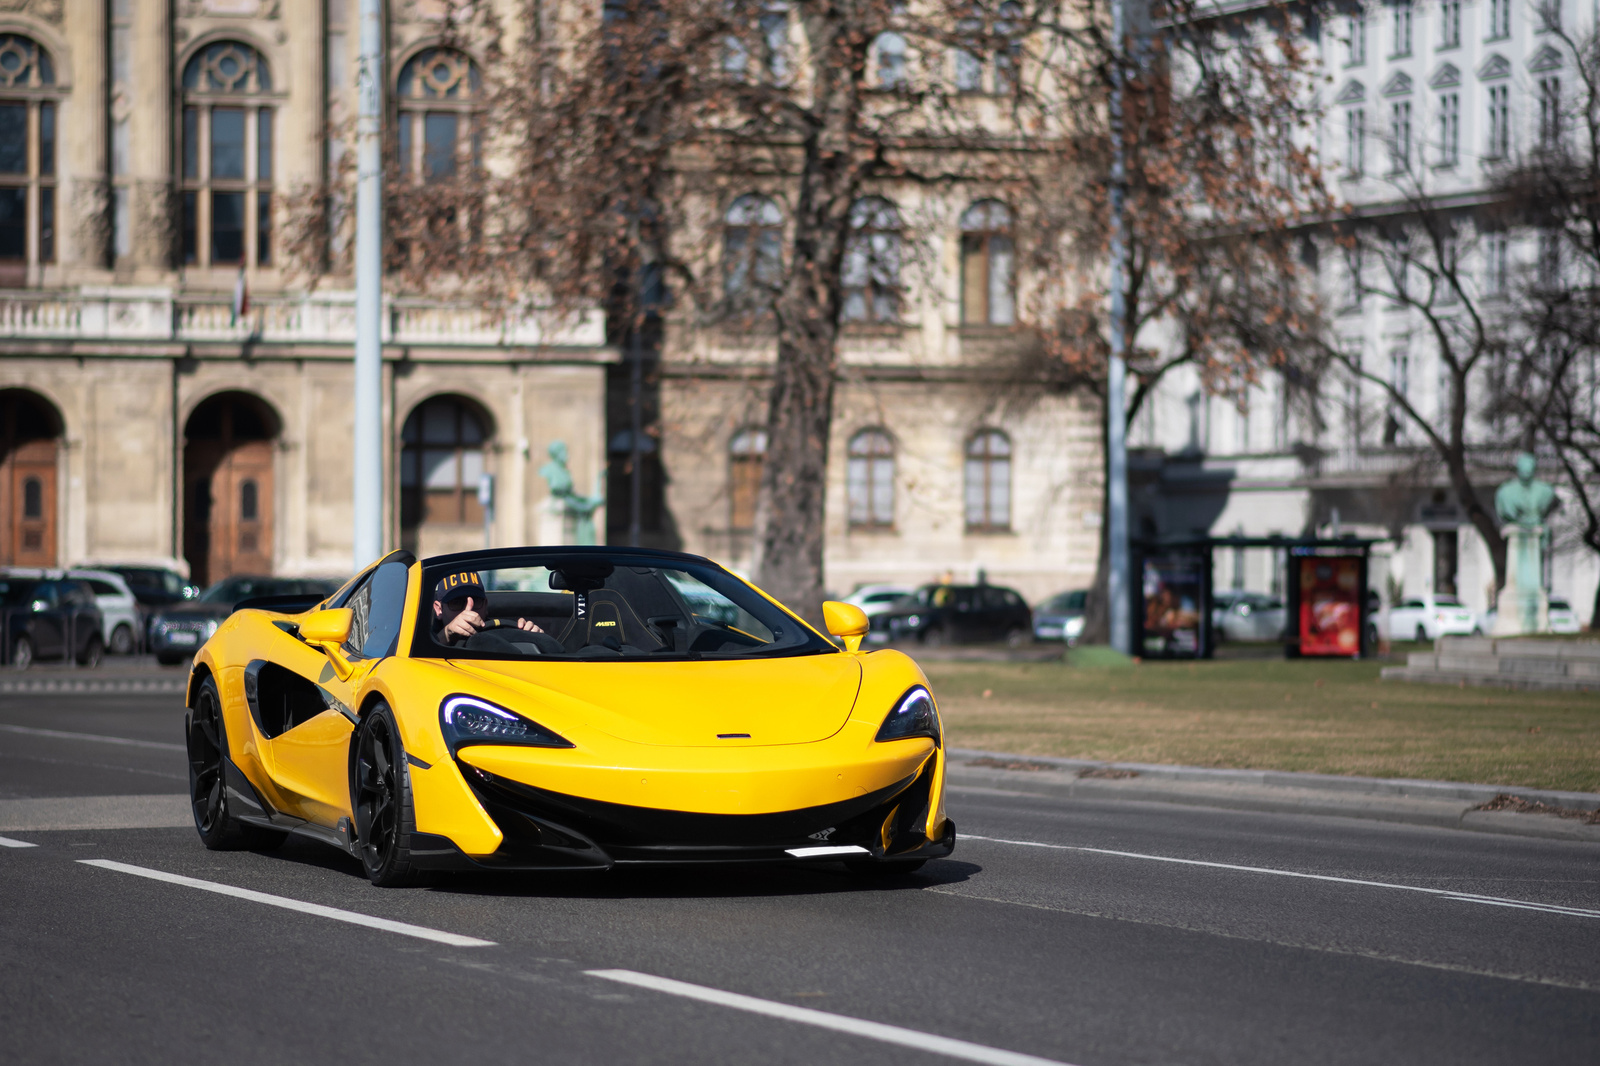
[445,655,864,747]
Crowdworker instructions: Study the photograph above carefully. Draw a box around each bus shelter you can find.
[1132,535,1382,660]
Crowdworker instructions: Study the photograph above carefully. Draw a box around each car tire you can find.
[78,634,103,669]
[187,676,285,851]
[1415,624,1428,642]
[351,704,421,888]
[11,635,32,670]
[109,624,135,656]
[921,627,946,649]
[1005,627,1029,649]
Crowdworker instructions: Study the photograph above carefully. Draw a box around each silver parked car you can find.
[1215,591,1286,642]
[69,569,141,655]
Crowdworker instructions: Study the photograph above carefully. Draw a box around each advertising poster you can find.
[1299,556,1362,656]
[1141,553,1204,657]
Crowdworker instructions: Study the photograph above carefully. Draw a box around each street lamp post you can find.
[352,0,385,571]
[1106,0,1132,655]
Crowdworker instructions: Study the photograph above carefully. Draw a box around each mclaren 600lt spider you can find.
[184,547,955,885]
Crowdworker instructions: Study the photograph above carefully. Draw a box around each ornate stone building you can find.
[0,0,1103,601]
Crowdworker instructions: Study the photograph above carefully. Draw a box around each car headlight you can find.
[439,694,574,754]
[876,685,940,745]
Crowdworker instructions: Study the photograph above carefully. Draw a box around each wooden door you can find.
[0,439,56,566]
[208,440,273,581]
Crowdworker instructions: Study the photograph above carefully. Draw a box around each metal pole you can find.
[628,325,643,548]
[352,0,385,571]
[1106,0,1131,655]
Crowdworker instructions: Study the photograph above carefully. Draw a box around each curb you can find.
[945,748,1600,844]
[0,678,187,695]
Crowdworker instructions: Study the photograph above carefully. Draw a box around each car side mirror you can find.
[822,600,869,653]
[300,608,352,646]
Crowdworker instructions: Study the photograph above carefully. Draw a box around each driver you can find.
[433,572,544,646]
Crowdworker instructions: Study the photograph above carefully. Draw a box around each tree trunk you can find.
[756,323,837,626]
[1442,449,1506,592]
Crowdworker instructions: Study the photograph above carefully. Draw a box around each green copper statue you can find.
[538,440,605,546]
[1492,452,1557,635]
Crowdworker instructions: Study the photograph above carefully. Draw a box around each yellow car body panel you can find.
[185,549,953,871]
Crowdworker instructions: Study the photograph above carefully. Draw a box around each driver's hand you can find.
[444,598,485,640]
[516,618,543,634]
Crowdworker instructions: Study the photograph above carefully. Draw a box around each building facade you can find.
[0,0,1104,602]
[1133,0,1599,625]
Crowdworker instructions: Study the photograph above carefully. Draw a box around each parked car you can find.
[842,583,915,620]
[1033,589,1087,644]
[68,569,142,655]
[1480,598,1583,635]
[870,583,1033,647]
[1388,594,1479,642]
[1215,591,1287,642]
[149,575,341,665]
[0,575,105,668]
[89,564,201,643]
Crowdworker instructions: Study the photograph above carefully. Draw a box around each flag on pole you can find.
[230,268,249,327]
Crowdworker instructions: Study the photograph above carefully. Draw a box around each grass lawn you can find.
[923,649,1600,793]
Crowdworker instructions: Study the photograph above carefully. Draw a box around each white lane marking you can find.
[960,834,1600,920]
[0,834,37,848]
[0,724,186,752]
[77,859,496,948]
[586,969,1080,1066]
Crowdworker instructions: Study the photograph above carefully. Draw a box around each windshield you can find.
[1043,591,1086,613]
[413,551,836,661]
[0,579,39,606]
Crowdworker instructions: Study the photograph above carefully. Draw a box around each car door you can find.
[261,560,411,827]
[26,582,65,659]
[1390,599,1422,640]
[947,587,981,641]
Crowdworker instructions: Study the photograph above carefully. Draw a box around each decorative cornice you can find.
[1478,54,1511,80]
[1381,71,1413,97]
[1428,63,1460,89]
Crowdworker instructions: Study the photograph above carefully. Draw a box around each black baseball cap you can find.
[434,570,486,605]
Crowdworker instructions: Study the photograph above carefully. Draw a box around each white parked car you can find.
[1388,594,1479,642]
[1480,598,1583,635]
[843,584,914,619]
[69,569,141,655]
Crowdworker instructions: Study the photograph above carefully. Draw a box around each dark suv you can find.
[148,575,340,665]
[0,575,106,668]
[871,583,1033,647]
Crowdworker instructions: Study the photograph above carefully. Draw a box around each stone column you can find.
[129,0,170,275]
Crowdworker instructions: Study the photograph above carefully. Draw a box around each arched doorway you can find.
[183,391,279,588]
[0,388,62,566]
[399,394,492,557]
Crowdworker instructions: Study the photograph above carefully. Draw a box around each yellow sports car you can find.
[185,547,955,886]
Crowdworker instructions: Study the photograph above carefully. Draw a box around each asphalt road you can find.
[2,691,1596,1066]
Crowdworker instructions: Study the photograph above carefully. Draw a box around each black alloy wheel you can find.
[186,676,284,851]
[352,704,420,887]
[11,635,32,670]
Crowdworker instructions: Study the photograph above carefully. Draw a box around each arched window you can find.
[400,397,488,544]
[874,32,907,88]
[182,41,275,268]
[842,197,902,323]
[961,200,1015,325]
[0,34,58,280]
[724,194,783,309]
[729,428,766,532]
[847,429,894,529]
[396,49,482,182]
[964,429,1011,531]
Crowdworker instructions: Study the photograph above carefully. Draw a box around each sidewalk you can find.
[945,747,1600,843]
